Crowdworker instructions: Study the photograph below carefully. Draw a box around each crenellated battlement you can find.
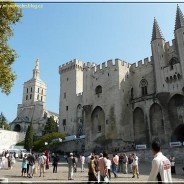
[59,58,132,75]
[165,39,176,52]
[87,58,131,74]
[130,57,152,72]
[59,59,85,74]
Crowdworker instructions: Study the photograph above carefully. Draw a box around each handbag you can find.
[104,175,109,183]
[33,166,37,174]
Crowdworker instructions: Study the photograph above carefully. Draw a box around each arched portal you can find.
[171,124,184,142]
[150,103,165,142]
[14,124,21,132]
[76,104,83,136]
[168,94,184,129]
[133,107,147,144]
[91,106,105,136]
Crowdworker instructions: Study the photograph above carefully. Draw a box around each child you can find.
[21,156,27,177]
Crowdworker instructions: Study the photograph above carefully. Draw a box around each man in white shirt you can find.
[80,154,85,172]
[148,138,172,183]
[132,153,139,178]
[38,153,47,177]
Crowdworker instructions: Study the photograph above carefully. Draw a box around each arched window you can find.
[95,85,102,96]
[177,73,181,80]
[169,57,179,70]
[131,88,134,99]
[140,79,148,96]
[166,77,169,82]
[174,75,177,81]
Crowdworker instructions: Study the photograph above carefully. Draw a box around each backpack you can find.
[40,156,45,165]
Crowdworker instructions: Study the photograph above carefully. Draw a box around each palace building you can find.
[58,6,184,152]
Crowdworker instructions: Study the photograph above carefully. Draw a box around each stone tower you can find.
[174,5,184,85]
[59,59,84,135]
[151,18,167,93]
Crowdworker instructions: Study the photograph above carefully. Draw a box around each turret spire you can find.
[33,58,40,79]
[151,17,165,42]
[175,5,184,31]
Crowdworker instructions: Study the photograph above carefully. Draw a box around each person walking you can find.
[106,156,112,181]
[111,154,118,178]
[88,155,97,183]
[38,153,47,177]
[67,153,74,180]
[122,153,128,174]
[21,156,27,177]
[148,138,172,183]
[128,154,133,173]
[80,154,85,172]
[132,153,139,179]
[118,153,123,173]
[169,156,176,175]
[27,154,35,178]
[53,154,59,173]
[98,152,108,182]
[7,155,12,170]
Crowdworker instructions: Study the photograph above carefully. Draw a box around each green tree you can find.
[33,132,65,152]
[0,112,10,130]
[44,116,58,135]
[0,1,22,94]
[24,122,33,151]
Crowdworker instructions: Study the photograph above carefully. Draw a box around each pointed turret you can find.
[175,5,184,31]
[33,58,40,79]
[151,18,165,42]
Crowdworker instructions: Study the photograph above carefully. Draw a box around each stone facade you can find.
[59,6,184,152]
[10,59,59,136]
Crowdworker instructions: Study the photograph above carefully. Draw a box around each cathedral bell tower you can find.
[22,59,46,106]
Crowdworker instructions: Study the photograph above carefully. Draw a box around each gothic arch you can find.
[140,79,148,96]
[95,86,102,95]
[76,104,83,136]
[168,94,184,130]
[171,124,184,142]
[133,107,147,144]
[91,106,105,135]
[149,103,164,142]
[14,124,21,132]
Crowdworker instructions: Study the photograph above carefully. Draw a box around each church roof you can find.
[175,5,184,31]
[151,18,165,42]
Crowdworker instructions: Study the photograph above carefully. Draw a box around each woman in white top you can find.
[106,156,112,180]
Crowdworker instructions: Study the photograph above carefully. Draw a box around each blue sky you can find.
[0,2,183,122]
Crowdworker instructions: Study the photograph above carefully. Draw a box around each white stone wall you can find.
[0,130,25,152]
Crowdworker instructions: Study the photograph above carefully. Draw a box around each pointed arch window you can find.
[140,79,148,96]
[95,85,102,97]
[169,57,179,70]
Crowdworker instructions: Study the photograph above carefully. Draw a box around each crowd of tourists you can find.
[0,151,16,170]
[0,138,177,183]
[68,138,173,183]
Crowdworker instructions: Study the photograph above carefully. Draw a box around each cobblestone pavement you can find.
[0,160,184,183]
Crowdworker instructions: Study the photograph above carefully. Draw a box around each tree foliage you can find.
[0,1,22,94]
[44,116,58,135]
[33,132,65,152]
[24,122,33,151]
[0,112,10,130]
